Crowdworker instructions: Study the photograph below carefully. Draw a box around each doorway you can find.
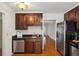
[0,12,2,56]
[44,20,56,48]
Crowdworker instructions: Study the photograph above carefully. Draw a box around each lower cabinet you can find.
[12,38,42,54]
[25,39,34,53]
[34,41,42,53]
[25,38,42,53]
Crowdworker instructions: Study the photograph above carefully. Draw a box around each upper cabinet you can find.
[24,13,42,26]
[76,6,79,30]
[68,8,76,20]
[15,13,28,30]
[15,13,43,30]
[64,6,79,30]
[64,8,76,21]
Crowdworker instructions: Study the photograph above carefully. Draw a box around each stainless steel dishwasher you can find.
[13,40,25,53]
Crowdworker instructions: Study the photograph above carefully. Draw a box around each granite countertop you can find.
[12,35,42,40]
[68,40,79,49]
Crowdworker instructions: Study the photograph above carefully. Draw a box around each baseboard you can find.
[57,49,64,56]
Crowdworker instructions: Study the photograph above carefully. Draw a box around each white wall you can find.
[43,13,64,23]
[44,23,48,35]
[50,22,56,40]
[44,21,56,40]
[16,26,42,35]
[0,3,16,56]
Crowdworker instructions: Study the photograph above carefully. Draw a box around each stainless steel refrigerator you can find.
[56,22,64,55]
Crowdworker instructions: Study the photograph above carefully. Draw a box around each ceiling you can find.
[4,2,79,13]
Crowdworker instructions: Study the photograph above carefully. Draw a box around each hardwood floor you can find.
[13,36,61,56]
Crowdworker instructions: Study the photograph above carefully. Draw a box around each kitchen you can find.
[0,2,79,56]
[12,2,79,56]
[12,12,57,56]
[64,5,79,56]
[12,13,43,54]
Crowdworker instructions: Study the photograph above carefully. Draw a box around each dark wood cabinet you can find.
[68,9,76,20]
[24,15,34,25]
[64,6,79,30]
[64,8,76,21]
[76,6,79,30]
[15,13,42,30]
[15,13,28,30]
[34,41,42,53]
[24,13,42,26]
[25,39,34,53]
[16,14,23,29]
[25,38,42,53]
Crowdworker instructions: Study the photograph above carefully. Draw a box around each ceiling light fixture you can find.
[16,2,30,11]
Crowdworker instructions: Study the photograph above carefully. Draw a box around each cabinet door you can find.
[24,13,42,26]
[16,14,27,30]
[65,9,76,21]
[24,15,35,25]
[76,6,79,30]
[34,14,42,25]
[34,41,42,53]
[68,9,76,20]
[23,15,28,29]
[25,39,34,53]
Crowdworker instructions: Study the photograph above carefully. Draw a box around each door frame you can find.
[0,11,5,56]
[0,12,2,56]
[43,20,56,49]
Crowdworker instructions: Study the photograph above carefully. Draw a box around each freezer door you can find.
[57,22,64,55]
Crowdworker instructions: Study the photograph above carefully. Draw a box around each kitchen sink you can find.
[12,35,42,39]
[31,36,37,38]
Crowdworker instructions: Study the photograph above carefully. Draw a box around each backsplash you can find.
[16,26,42,35]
